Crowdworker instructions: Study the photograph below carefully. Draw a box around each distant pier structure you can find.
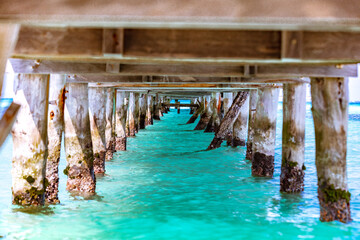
[0,0,359,223]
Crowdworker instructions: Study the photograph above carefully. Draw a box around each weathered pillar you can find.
[251,87,279,177]
[280,84,306,193]
[246,89,258,160]
[159,96,164,117]
[194,96,212,130]
[190,99,195,114]
[223,92,234,145]
[153,94,161,120]
[12,74,49,206]
[64,83,96,194]
[115,91,127,150]
[187,97,204,124]
[105,88,115,160]
[207,92,249,150]
[134,93,140,133]
[205,92,221,132]
[175,99,180,114]
[232,92,249,146]
[45,74,65,204]
[311,77,351,223]
[146,94,153,126]
[139,94,147,129]
[128,92,136,136]
[89,87,107,175]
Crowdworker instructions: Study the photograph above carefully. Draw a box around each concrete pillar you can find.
[115,91,127,150]
[232,92,249,146]
[139,94,147,129]
[246,89,258,160]
[134,93,140,133]
[89,87,107,175]
[146,94,153,126]
[311,77,351,223]
[223,92,234,145]
[251,87,279,177]
[205,92,221,132]
[64,83,96,194]
[128,92,136,136]
[105,88,115,160]
[153,94,161,120]
[45,74,65,204]
[194,95,212,130]
[280,83,306,193]
[12,74,49,205]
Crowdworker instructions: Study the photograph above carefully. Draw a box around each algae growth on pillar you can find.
[311,77,351,223]
[11,74,49,206]
[89,87,107,175]
[115,91,127,151]
[251,87,279,177]
[64,83,96,194]
[45,74,66,204]
[280,83,306,193]
[105,88,115,161]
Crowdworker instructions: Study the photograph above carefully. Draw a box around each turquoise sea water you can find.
[0,103,360,239]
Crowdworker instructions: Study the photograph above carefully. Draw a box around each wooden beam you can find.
[10,59,357,78]
[1,1,360,32]
[0,102,20,147]
[10,26,360,64]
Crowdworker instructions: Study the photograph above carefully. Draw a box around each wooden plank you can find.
[103,28,124,54]
[14,26,103,55]
[282,31,303,59]
[124,29,281,59]
[11,59,356,78]
[1,1,360,32]
[303,32,360,60]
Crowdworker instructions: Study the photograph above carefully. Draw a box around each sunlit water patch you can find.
[0,104,359,239]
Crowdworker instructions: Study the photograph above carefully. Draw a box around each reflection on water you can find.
[0,104,359,239]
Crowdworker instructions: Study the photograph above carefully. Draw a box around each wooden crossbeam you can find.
[1,1,360,32]
[11,26,360,64]
[64,75,308,85]
[9,59,357,78]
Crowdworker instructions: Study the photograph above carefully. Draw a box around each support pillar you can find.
[251,87,279,177]
[12,74,49,205]
[153,94,161,120]
[64,83,96,194]
[45,74,65,204]
[246,89,258,160]
[311,77,351,223]
[134,93,140,133]
[128,92,136,136]
[115,91,127,150]
[232,92,249,146]
[223,92,233,145]
[187,97,203,124]
[190,99,195,114]
[205,92,221,132]
[175,99,180,114]
[89,87,107,175]
[280,83,306,193]
[139,94,147,129]
[194,95,212,130]
[146,94,153,126]
[105,88,115,160]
